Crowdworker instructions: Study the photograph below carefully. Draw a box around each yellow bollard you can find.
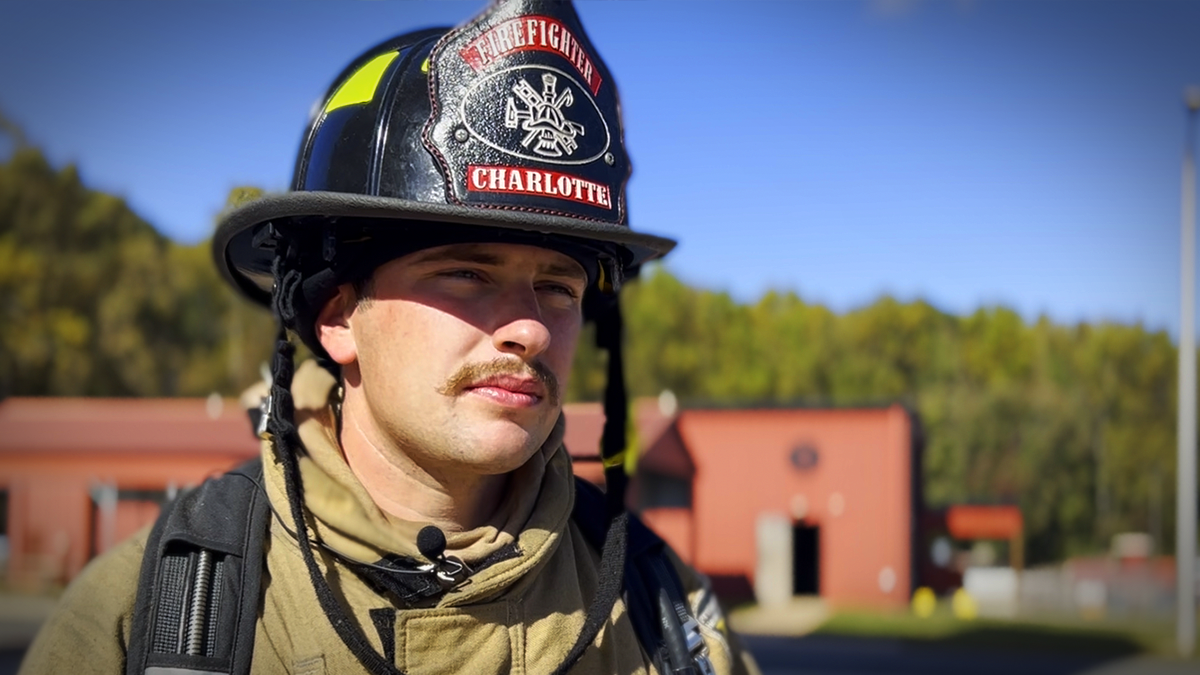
[951,588,977,621]
[911,587,937,618]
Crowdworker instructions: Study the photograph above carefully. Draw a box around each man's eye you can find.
[540,283,580,299]
[442,269,484,281]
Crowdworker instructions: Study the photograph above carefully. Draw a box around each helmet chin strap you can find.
[596,296,629,512]
[268,250,407,675]
[548,296,631,675]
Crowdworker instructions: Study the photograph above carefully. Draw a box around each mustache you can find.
[437,358,561,406]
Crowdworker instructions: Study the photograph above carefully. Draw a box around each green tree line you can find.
[568,271,1179,564]
[0,143,1182,565]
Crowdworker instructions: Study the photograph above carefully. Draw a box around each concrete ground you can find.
[0,595,56,651]
[743,634,1200,675]
[729,596,831,637]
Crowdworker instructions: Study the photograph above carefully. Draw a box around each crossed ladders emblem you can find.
[505,73,585,158]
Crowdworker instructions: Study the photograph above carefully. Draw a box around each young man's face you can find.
[321,241,588,476]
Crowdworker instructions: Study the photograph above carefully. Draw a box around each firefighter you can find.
[20,1,759,673]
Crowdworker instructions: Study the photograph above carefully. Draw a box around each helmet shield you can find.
[425,0,628,225]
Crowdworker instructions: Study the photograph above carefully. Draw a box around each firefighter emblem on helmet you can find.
[458,65,610,167]
[505,72,585,158]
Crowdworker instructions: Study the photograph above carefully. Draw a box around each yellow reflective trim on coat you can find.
[602,451,626,469]
[324,52,399,113]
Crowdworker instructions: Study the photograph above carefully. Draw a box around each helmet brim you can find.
[213,190,677,308]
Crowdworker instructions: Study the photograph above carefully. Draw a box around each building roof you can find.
[0,397,679,461]
[561,399,677,462]
[0,397,260,456]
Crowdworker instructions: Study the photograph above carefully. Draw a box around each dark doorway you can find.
[792,524,819,595]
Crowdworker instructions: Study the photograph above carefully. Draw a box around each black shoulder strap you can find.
[127,458,270,675]
[571,476,690,666]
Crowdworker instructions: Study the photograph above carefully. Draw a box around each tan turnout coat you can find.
[20,363,759,675]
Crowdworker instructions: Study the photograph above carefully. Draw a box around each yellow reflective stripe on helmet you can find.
[324,51,399,114]
[596,262,611,293]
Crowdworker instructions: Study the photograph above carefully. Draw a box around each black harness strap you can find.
[571,476,693,669]
[127,460,270,675]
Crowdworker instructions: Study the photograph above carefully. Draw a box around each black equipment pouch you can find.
[127,461,708,674]
[126,460,270,675]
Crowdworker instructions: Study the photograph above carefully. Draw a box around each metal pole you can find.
[1179,87,1200,658]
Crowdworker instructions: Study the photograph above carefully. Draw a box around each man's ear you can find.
[316,284,359,366]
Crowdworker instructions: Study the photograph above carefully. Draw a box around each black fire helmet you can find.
[210,2,671,673]
[213,0,676,355]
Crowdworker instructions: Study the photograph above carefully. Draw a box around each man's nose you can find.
[492,289,551,360]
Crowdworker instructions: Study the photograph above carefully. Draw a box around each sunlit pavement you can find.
[742,634,1197,675]
[730,597,831,637]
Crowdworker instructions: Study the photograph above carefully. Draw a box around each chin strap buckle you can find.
[255,394,272,439]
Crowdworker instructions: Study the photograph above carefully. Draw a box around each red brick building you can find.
[0,397,259,588]
[0,397,923,609]
[548,402,921,609]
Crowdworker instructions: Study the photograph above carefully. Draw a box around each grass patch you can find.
[814,607,1188,659]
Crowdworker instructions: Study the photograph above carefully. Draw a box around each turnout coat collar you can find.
[253,360,660,673]
[261,360,575,608]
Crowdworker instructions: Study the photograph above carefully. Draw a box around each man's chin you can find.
[462,419,555,473]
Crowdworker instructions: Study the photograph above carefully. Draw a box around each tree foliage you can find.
[0,143,1182,565]
[570,267,1180,564]
[0,147,275,397]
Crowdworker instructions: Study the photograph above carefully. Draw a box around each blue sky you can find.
[1,1,1198,336]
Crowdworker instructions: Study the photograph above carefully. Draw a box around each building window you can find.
[116,489,169,504]
[638,472,692,509]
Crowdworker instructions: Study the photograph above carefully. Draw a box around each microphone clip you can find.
[416,525,471,589]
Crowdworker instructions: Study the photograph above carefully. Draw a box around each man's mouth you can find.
[462,375,545,407]
[439,358,561,407]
